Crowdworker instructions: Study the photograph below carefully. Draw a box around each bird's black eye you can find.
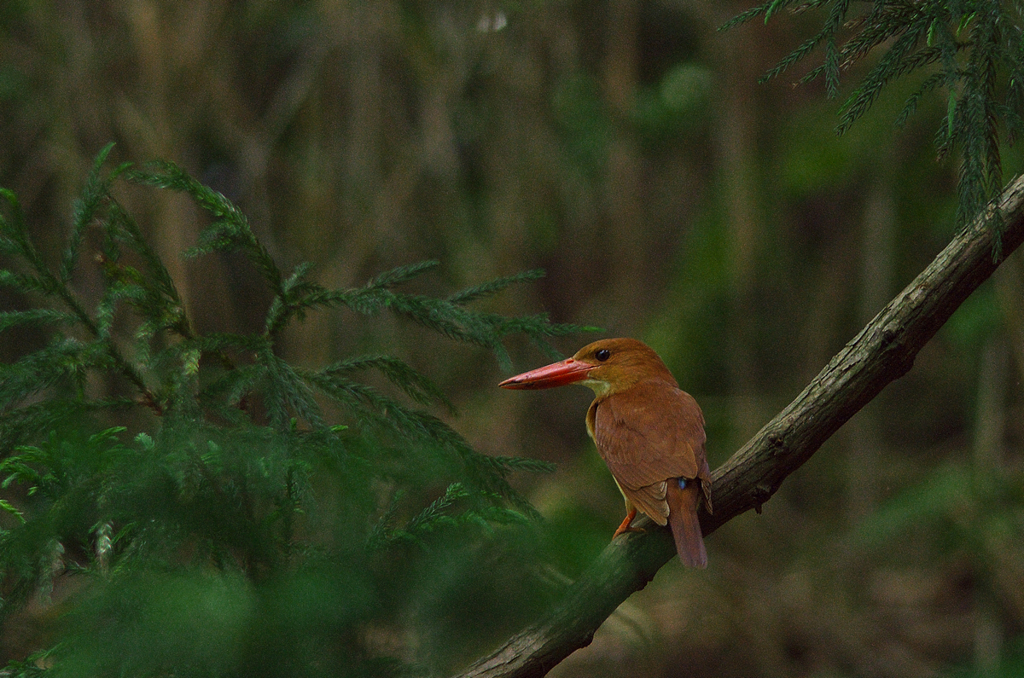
[595,348,611,362]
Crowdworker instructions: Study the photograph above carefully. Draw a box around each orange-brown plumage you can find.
[500,338,712,567]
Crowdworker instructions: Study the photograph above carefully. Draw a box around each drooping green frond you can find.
[729,0,1024,234]
[821,0,852,97]
[719,0,803,31]
[261,350,326,430]
[94,282,146,341]
[162,332,269,361]
[0,189,36,262]
[0,309,77,333]
[0,270,58,296]
[488,454,558,475]
[323,354,455,412]
[0,338,91,408]
[393,482,471,543]
[100,202,190,334]
[896,71,949,127]
[364,259,442,289]
[760,28,831,84]
[63,142,131,285]
[262,262,336,337]
[836,21,935,136]
[127,162,283,293]
[447,269,546,305]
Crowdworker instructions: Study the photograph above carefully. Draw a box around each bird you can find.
[499,338,712,567]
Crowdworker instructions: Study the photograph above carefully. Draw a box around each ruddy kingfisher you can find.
[500,338,712,567]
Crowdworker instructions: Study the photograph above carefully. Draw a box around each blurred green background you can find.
[1,1,1023,676]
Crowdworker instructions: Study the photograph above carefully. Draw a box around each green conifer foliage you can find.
[0,145,589,676]
[727,0,1024,240]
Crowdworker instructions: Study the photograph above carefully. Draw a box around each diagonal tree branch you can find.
[457,174,1024,678]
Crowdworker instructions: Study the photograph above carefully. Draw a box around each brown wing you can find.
[588,379,711,522]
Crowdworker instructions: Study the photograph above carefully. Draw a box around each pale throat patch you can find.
[580,377,611,399]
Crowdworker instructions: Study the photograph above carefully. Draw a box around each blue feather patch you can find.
[677,477,687,490]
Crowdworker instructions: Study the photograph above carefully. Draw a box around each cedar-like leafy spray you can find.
[726,0,1023,252]
[0,145,593,677]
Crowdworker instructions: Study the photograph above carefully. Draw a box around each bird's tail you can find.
[666,479,707,568]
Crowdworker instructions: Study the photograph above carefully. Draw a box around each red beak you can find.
[499,358,594,390]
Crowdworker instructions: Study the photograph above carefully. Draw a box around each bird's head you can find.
[499,338,676,398]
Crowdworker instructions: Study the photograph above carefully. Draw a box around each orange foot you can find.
[612,508,642,539]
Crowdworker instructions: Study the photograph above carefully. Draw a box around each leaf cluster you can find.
[727,0,1024,239]
[0,145,586,676]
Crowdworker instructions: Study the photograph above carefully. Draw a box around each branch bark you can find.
[456,174,1024,678]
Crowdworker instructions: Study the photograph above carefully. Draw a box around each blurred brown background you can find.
[1,1,1023,676]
